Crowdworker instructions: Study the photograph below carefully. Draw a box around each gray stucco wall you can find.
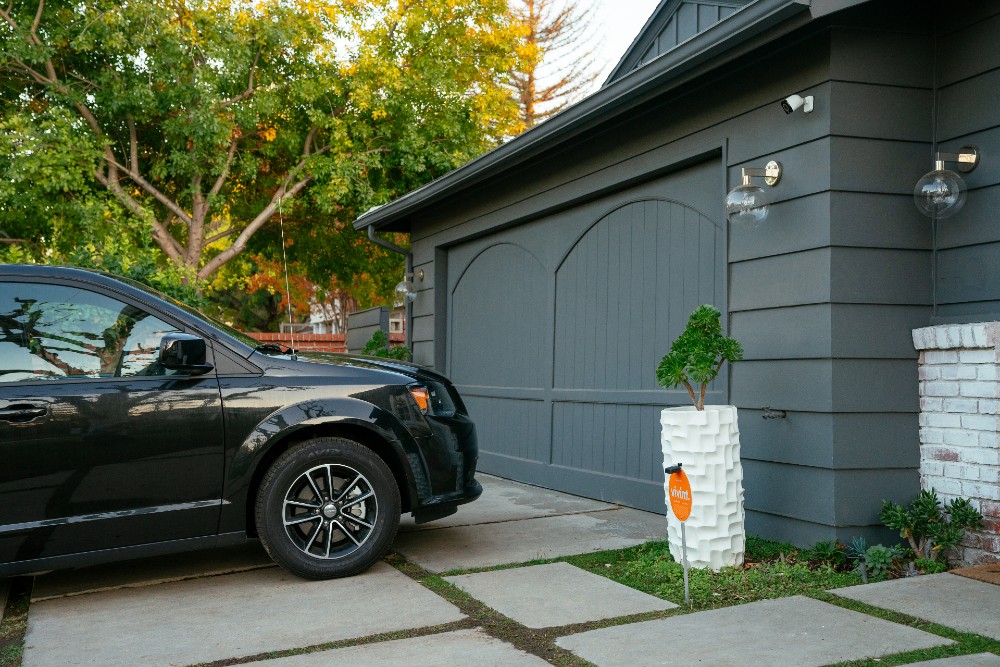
[396,0,1000,546]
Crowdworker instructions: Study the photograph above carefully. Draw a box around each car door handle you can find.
[0,406,49,423]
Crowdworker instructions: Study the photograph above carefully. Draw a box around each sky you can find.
[592,0,663,86]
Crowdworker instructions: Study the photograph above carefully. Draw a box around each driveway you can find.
[10,475,1000,667]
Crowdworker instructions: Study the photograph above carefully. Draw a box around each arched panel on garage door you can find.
[451,243,548,388]
[551,198,725,483]
[450,243,550,463]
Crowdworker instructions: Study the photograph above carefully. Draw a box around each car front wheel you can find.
[255,437,401,579]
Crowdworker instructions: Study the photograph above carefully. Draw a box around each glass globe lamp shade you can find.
[725,184,769,226]
[393,278,417,308]
[914,168,967,219]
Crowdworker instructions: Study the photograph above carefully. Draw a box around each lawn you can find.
[565,537,861,610]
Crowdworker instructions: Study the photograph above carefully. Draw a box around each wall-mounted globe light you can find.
[914,146,979,220]
[725,161,782,226]
[393,274,417,308]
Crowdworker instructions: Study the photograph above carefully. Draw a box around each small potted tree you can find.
[657,305,745,570]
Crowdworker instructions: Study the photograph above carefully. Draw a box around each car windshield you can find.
[104,273,260,349]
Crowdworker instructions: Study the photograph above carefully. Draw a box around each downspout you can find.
[366,224,413,351]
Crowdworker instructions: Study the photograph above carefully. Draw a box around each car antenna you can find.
[278,194,297,360]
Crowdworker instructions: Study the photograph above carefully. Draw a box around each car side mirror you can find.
[159,333,214,375]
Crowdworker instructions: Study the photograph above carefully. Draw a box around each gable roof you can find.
[354,0,867,233]
[604,0,753,86]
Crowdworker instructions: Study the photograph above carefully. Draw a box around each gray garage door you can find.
[449,196,725,511]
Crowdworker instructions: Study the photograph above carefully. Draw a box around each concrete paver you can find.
[399,474,615,532]
[31,541,274,601]
[445,562,676,628]
[23,562,464,667]
[907,654,1000,666]
[556,595,953,667]
[831,573,1000,640]
[394,506,665,572]
[242,628,550,666]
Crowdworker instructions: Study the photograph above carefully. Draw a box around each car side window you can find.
[0,282,182,382]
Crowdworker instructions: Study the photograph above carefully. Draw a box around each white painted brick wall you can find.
[913,321,1000,566]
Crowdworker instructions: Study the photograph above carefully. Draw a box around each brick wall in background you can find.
[913,322,1000,566]
[244,332,406,355]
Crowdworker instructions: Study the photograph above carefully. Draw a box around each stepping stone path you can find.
[831,573,1000,641]
[13,475,1000,667]
[394,507,664,572]
[908,655,1000,666]
[22,563,463,667]
[241,628,550,666]
[445,562,676,628]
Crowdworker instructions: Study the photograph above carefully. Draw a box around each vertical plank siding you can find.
[398,1,1000,545]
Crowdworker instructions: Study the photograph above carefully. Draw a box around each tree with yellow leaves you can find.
[0,0,526,284]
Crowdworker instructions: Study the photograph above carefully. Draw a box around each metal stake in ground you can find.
[664,463,692,606]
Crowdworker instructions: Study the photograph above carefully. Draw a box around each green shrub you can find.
[656,305,743,410]
[361,330,410,361]
[914,557,948,574]
[863,544,901,581]
[807,540,848,569]
[880,489,983,562]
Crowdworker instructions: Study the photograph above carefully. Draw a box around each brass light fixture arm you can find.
[935,146,980,173]
[740,160,783,187]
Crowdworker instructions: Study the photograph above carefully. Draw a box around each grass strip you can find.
[811,591,1000,666]
[386,552,597,667]
[564,538,861,611]
[0,577,32,667]
[190,619,475,667]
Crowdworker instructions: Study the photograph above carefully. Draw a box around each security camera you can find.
[781,94,814,114]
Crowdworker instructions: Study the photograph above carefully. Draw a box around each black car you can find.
[0,265,480,579]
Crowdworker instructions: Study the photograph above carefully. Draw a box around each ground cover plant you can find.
[564,536,861,610]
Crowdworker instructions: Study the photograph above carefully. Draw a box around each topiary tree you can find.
[656,304,743,410]
[880,488,983,562]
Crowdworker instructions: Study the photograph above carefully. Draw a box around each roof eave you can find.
[354,0,812,232]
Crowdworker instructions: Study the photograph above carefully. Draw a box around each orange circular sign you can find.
[668,469,692,522]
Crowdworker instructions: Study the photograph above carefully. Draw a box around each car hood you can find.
[292,352,453,385]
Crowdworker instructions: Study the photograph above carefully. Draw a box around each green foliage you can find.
[361,330,410,361]
[806,540,849,569]
[0,214,205,309]
[881,489,984,562]
[0,0,527,292]
[862,544,902,581]
[846,536,869,563]
[656,304,743,410]
[565,538,859,610]
[915,557,949,574]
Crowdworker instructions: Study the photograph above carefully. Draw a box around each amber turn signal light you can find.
[408,386,430,413]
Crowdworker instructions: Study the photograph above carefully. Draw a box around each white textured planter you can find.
[660,405,745,570]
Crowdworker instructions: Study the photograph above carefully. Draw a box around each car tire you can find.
[255,437,401,579]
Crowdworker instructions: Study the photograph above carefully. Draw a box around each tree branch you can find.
[103,154,193,226]
[219,47,261,108]
[682,380,698,409]
[196,175,311,280]
[95,166,183,265]
[127,115,138,172]
[31,0,43,34]
[201,227,236,247]
[208,138,238,198]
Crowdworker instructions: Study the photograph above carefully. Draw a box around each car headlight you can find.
[407,382,457,418]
